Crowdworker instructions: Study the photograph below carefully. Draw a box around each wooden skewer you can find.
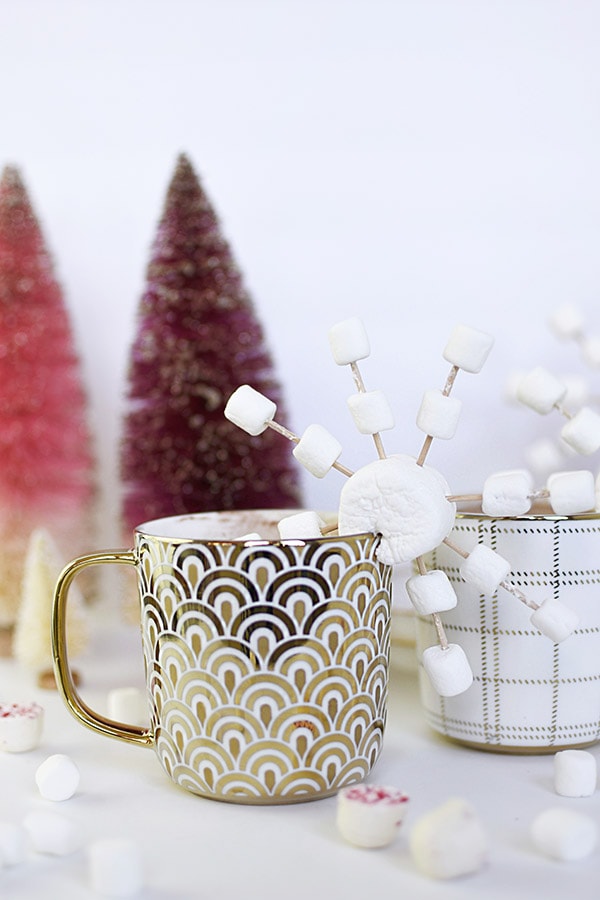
[266,420,355,478]
[417,555,449,650]
[416,365,459,467]
[349,361,387,460]
[442,537,539,611]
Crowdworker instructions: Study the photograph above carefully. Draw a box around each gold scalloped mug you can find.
[52,510,392,804]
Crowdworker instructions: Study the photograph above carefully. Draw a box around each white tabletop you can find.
[1,619,599,899]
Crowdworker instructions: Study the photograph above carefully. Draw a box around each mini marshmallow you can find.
[35,753,80,801]
[416,390,462,440]
[517,367,567,415]
[347,390,395,434]
[328,317,370,366]
[278,511,324,540]
[336,784,409,848]
[23,810,81,856]
[88,838,144,897]
[547,470,596,516]
[530,598,579,643]
[548,304,584,339]
[292,424,342,478]
[0,701,43,752]
[0,823,29,865]
[406,570,458,616]
[531,808,598,861]
[560,407,600,455]
[460,544,511,596]
[107,688,148,728]
[554,750,597,798]
[581,336,600,368]
[409,798,488,879]
[224,385,276,436]
[442,325,494,374]
[482,469,534,517]
[422,644,473,697]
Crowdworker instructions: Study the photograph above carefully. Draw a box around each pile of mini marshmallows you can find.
[225,319,594,699]
[337,749,598,877]
[0,697,144,896]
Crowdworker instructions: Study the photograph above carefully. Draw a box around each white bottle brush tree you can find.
[225,318,592,698]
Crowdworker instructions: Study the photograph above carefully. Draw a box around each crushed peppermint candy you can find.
[342,784,409,805]
[0,701,44,752]
[337,784,410,848]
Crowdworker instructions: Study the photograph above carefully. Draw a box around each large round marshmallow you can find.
[88,838,144,897]
[560,407,600,455]
[530,597,579,642]
[548,304,584,339]
[422,644,473,697]
[416,390,462,440]
[531,808,598,861]
[517,367,567,415]
[328,317,370,366]
[23,810,81,856]
[347,390,395,434]
[409,798,488,879]
[278,511,324,540]
[107,687,148,728]
[406,570,458,616]
[0,701,43,752]
[442,325,494,374]
[224,385,276,436]
[482,469,534,517]
[338,454,456,565]
[460,544,511,596]
[554,750,597,798]
[292,424,342,478]
[547,470,596,516]
[0,823,29,865]
[35,753,80,802]
[336,784,409,848]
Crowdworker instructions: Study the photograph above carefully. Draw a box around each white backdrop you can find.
[2,0,600,548]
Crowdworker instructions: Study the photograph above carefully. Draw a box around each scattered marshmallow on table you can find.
[35,753,80,801]
[530,598,579,643]
[0,701,43,752]
[422,644,473,697]
[416,390,462,440]
[336,784,409,848]
[292,424,342,478]
[409,797,488,879]
[517,367,567,415]
[277,511,324,540]
[554,750,597,798]
[347,390,395,434]
[460,544,511,596]
[88,838,144,897]
[108,687,148,728]
[442,325,494,374]
[0,822,29,865]
[481,469,534,517]
[224,384,276,436]
[547,470,596,516]
[406,570,458,616]
[23,810,81,856]
[531,808,598,861]
[560,407,600,456]
[328,317,370,365]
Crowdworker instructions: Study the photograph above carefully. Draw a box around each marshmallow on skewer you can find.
[442,325,494,374]
[554,750,597,798]
[531,808,598,861]
[292,424,343,478]
[560,407,600,455]
[422,644,473,697]
[416,390,462,440]
[406,570,458,616]
[530,598,579,643]
[88,838,144,897]
[0,701,43,752]
[336,784,409,848]
[224,385,276,435]
[277,511,325,540]
[517,367,567,415]
[547,470,596,516]
[459,544,511,596]
[23,810,81,856]
[347,390,395,434]
[481,469,534,517]
[35,753,80,802]
[409,798,488,879]
[328,317,370,366]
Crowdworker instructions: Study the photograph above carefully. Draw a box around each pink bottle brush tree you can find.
[120,153,301,532]
[0,165,95,638]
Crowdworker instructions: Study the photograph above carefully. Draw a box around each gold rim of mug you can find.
[455,507,600,523]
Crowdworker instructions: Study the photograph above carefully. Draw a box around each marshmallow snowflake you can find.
[225,318,591,698]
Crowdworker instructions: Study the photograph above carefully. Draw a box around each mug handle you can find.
[52,549,154,748]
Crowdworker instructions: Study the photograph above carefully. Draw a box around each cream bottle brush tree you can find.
[225,318,590,699]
